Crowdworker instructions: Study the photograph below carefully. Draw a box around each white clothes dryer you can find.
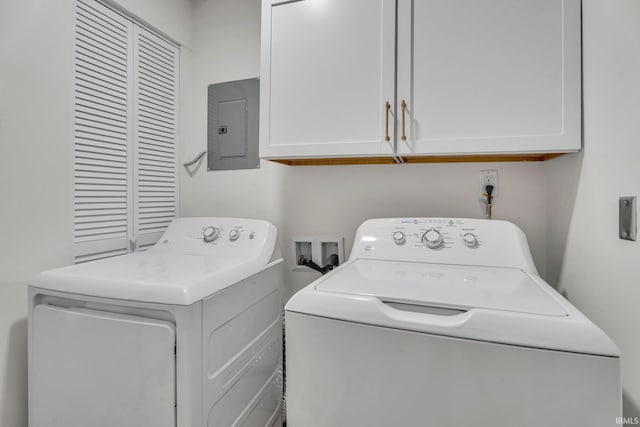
[285,218,621,427]
[29,217,283,427]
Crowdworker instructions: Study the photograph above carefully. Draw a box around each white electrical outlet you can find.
[480,170,498,197]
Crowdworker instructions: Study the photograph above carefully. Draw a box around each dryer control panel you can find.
[149,217,280,261]
[349,218,538,274]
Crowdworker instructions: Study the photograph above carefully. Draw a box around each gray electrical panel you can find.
[207,78,259,171]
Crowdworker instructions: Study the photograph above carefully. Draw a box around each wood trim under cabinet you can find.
[271,157,398,166]
[268,153,567,166]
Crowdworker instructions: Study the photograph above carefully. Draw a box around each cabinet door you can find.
[397,0,581,156]
[260,0,396,159]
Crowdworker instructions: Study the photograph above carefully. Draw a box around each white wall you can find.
[0,1,75,424]
[0,0,75,288]
[546,0,640,417]
[106,0,192,46]
[280,162,548,297]
[0,0,192,425]
[179,0,286,237]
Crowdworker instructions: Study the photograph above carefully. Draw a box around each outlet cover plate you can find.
[480,170,498,197]
[619,196,636,241]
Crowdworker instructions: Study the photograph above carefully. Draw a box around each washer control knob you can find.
[229,229,240,242]
[392,231,406,245]
[422,229,444,249]
[462,233,479,248]
[203,226,221,242]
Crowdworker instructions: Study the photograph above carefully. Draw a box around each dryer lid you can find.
[32,218,282,305]
[32,251,281,305]
[315,259,566,317]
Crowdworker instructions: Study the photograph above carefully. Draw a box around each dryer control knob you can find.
[392,231,406,245]
[229,229,240,242]
[462,233,479,248]
[422,229,444,249]
[203,226,221,242]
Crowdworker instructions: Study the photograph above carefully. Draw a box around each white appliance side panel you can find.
[286,312,621,427]
[202,266,283,426]
[31,305,176,427]
[238,378,282,427]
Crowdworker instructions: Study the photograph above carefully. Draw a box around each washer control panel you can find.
[384,218,483,251]
[348,218,538,273]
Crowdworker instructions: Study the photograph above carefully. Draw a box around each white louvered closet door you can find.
[133,27,179,251]
[73,0,178,262]
[74,0,132,262]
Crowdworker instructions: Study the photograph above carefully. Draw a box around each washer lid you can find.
[288,259,620,357]
[316,259,566,317]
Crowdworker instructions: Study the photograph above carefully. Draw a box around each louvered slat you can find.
[138,103,175,121]
[138,140,175,153]
[76,87,127,110]
[75,131,127,148]
[139,139,174,150]
[139,121,175,136]
[75,202,127,210]
[139,211,175,219]
[139,110,174,126]
[139,157,175,167]
[139,150,175,161]
[133,26,178,238]
[138,176,175,184]
[139,32,175,59]
[75,249,128,263]
[75,212,128,222]
[76,103,127,122]
[73,0,130,262]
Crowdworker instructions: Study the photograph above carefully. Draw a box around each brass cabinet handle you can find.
[385,101,391,142]
[401,100,407,141]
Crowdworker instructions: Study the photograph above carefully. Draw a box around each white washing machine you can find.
[286,218,621,427]
[29,217,283,427]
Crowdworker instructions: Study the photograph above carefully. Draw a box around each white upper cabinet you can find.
[260,0,582,163]
[396,0,582,156]
[260,0,397,160]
